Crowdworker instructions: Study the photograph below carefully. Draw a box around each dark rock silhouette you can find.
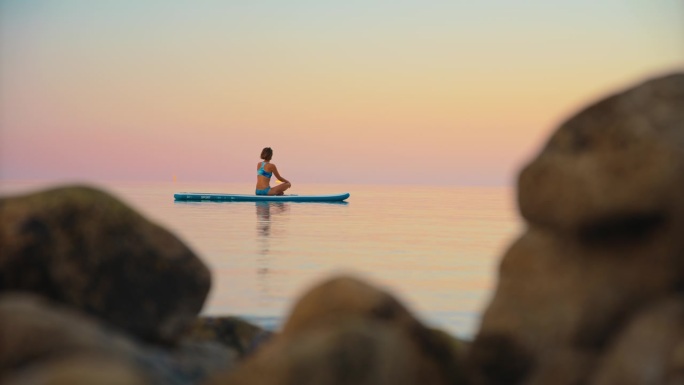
[0,294,235,384]
[205,276,466,385]
[183,316,274,358]
[592,297,684,385]
[469,72,684,385]
[3,357,149,385]
[0,185,211,342]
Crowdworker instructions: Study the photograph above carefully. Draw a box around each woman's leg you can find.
[268,182,291,195]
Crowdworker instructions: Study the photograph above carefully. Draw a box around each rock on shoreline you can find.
[0,185,211,343]
[0,293,237,384]
[470,72,684,385]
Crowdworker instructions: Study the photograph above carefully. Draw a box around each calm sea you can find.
[0,181,521,339]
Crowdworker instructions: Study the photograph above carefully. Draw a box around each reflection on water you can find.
[255,201,347,255]
[256,202,289,245]
[255,202,289,299]
[0,181,518,338]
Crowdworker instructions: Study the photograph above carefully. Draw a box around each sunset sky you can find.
[1,1,683,186]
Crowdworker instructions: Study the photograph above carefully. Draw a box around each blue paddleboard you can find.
[174,192,350,202]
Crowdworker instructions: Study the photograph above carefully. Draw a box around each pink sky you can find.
[1,1,683,186]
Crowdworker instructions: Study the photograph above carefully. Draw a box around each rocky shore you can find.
[1,72,683,384]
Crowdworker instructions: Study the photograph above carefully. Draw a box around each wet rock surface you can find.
[0,185,211,342]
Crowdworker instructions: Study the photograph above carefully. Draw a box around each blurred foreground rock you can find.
[3,357,149,385]
[183,316,274,359]
[0,294,236,385]
[0,185,211,342]
[469,72,684,385]
[206,276,467,385]
[592,297,684,385]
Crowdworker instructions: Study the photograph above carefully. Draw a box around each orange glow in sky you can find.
[1,1,683,185]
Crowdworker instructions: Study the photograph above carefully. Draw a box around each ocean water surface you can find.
[1,181,521,339]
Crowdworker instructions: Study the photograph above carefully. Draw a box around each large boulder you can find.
[0,294,139,377]
[207,276,466,385]
[591,297,684,385]
[518,72,684,234]
[281,275,419,335]
[0,185,211,342]
[207,318,426,385]
[468,72,684,385]
[467,227,680,384]
[282,276,465,384]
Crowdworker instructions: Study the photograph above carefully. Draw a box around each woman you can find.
[256,147,292,196]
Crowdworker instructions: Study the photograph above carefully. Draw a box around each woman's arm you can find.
[271,165,290,184]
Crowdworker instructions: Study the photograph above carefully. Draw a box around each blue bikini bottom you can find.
[255,187,271,196]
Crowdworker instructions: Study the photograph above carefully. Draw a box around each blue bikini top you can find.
[258,162,273,178]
